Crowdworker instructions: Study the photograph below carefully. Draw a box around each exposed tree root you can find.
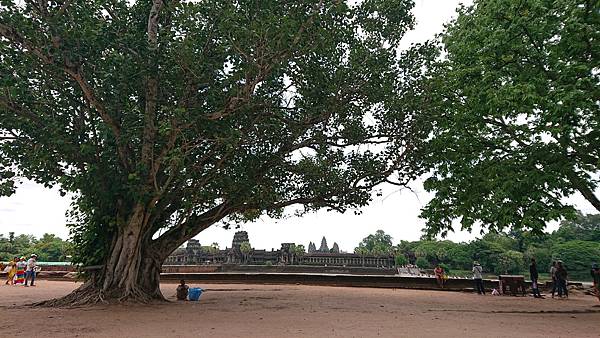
[34,282,167,308]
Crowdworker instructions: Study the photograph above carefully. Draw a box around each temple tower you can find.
[318,236,329,252]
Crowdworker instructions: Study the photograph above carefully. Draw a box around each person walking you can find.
[472,261,485,295]
[550,261,557,298]
[555,261,568,298]
[24,254,38,287]
[591,263,600,302]
[529,258,542,298]
[4,257,18,285]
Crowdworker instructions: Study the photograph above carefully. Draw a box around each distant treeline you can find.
[3,213,599,280]
[355,213,600,280]
[0,232,72,262]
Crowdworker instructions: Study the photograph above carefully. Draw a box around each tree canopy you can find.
[390,213,600,279]
[420,0,600,237]
[0,232,72,261]
[354,229,394,255]
[0,0,431,304]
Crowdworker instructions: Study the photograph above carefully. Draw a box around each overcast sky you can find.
[1,0,597,253]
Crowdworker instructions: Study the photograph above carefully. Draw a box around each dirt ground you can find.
[0,281,599,338]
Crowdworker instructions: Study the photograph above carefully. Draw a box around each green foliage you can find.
[239,241,252,255]
[421,0,600,238]
[0,0,431,271]
[291,244,306,256]
[524,246,552,272]
[354,230,393,256]
[415,257,430,269]
[354,246,369,256]
[382,214,600,280]
[0,233,71,262]
[551,241,600,279]
[553,212,600,242]
[496,250,525,275]
[394,254,408,266]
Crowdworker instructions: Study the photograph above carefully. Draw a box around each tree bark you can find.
[39,205,169,306]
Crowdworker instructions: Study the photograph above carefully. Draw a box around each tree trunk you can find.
[39,205,169,306]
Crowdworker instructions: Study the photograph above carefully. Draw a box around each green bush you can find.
[415,257,430,269]
[551,241,600,280]
[394,255,408,266]
[495,250,525,275]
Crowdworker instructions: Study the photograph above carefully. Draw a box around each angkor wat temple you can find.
[165,231,395,268]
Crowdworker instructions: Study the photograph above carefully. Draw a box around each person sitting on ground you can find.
[529,258,542,298]
[434,265,445,288]
[591,263,600,302]
[176,279,189,301]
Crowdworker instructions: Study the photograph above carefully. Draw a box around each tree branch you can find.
[141,0,164,170]
[0,22,132,171]
[566,170,600,212]
[151,201,236,257]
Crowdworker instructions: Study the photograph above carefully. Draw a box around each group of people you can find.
[473,258,600,301]
[547,260,570,298]
[3,254,38,287]
[432,259,600,302]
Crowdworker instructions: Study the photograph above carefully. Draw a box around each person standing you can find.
[529,258,542,298]
[591,263,600,302]
[472,261,485,295]
[14,257,27,285]
[4,257,18,285]
[24,254,37,287]
[550,261,557,298]
[556,261,568,298]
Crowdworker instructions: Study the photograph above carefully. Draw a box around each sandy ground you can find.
[0,281,599,338]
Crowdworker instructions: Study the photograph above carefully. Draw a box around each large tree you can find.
[354,229,393,255]
[0,0,429,304]
[421,0,600,237]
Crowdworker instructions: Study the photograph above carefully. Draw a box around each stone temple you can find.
[166,231,395,268]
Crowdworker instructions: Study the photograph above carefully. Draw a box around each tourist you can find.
[555,261,568,298]
[591,263,600,302]
[434,265,445,288]
[550,261,557,298]
[24,254,37,287]
[4,257,18,285]
[176,279,189,300]
[529,258,542,298]
[472,261,485,295]
[14,257,26,285]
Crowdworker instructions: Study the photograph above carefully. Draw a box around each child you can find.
[176,279,189,301]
